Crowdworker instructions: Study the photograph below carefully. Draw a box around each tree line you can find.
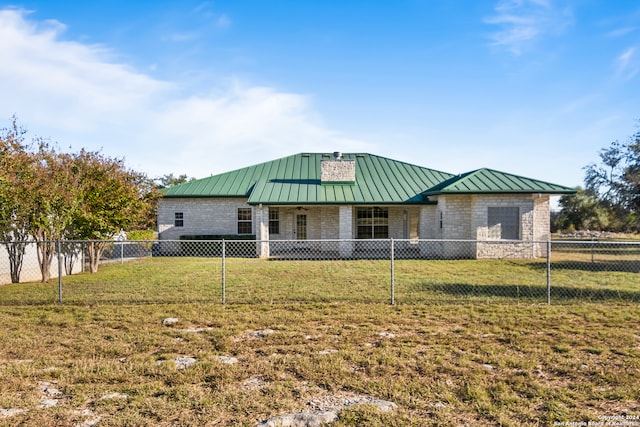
[553,121,640,234]
[0,117,159,282]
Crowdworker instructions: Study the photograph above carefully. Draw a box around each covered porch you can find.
[253,204,423,258]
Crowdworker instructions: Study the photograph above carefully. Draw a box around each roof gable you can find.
[421,168,576,195]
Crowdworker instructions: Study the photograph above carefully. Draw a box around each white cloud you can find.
[0,8,372,178]
[615,47,639,80]
[192,2,231,30]
[0,8,169,131]
[485,0,573,55]
[606,27,637,38]
[214,14,231,29]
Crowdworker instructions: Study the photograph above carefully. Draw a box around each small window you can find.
[269,208,280,234]
[237,208,252,234]
[488,207,519,240]
[439,211,443,229]
[174,212,184,227]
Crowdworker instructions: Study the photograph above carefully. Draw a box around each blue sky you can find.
[0,1,638,191]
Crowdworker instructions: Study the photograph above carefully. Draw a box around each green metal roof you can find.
[163,153,453,204]
[421,168,576,196]
[163,154,575,204]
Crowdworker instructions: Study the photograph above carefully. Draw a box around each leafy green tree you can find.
[0,117,32,283]
[584,141,626,206]
[155,173,193,189]
[26,143,80,282]
[1,117,159,281]
[624,128,640,214]
[67,149,159,273]
[553,187,612,232]
[583,122,640,232]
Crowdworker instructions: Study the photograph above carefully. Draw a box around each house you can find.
[157,152,575,259]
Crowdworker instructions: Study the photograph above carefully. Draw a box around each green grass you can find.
[2,253,639,305]
[0,257,639,425]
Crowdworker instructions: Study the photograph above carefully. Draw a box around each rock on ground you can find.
[162,317,179,326]
[0,408,28,418]
[174,356,197,369]
[256,393,398,426]
[256,410,339,427]
[249,329,275,338]
[218,356,239,364]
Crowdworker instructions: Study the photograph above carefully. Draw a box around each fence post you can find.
[221,239,226,304]
[57,240,63,304]
[121,241,124,264]
[546,239,551,305]
[390,238,395,305]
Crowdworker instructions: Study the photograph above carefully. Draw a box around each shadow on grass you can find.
[519,260,640,274]
[549,260,640,274]
[416,283,640,302]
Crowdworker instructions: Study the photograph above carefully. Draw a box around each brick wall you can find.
[158,194,552,258]
[158,198,253,240]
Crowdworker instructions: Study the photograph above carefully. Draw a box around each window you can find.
[439,211,443,229]
[357,207,388,239]
[488,207,519,240]
[269,208,280,234]
[237,208,252,234]
[174,212,184,227]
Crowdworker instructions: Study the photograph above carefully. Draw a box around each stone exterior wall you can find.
[434,195,476,258]
[418,205,438,239]
[158,198,253,240]
[420,194,551,259]
[159,194,551,259]
[320,159,356,182]
[473,194,533,240]
[457,193,549,258]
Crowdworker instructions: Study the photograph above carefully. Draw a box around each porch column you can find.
[338,205,353,257]
[255,205,270,258]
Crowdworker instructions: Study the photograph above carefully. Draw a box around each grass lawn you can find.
[0,257,639,426]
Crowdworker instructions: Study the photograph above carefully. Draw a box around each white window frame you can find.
[237,208,252,234]
[174,212,184,227]
[269,208,280,235]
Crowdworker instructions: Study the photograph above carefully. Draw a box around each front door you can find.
[296,214,307,240]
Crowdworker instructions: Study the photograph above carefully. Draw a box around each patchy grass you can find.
[1,257,639,425]
[0,302,639,426]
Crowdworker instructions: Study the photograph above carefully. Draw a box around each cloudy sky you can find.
[0,1,638,188]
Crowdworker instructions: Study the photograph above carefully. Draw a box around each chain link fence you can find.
[1,239,639,305]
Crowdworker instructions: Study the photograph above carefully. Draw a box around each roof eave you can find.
[423,189,577,196]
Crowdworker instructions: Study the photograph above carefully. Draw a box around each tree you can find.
[0,117,32,283]
[583,122,640,232]
[553,187,612,232]
[26,143,80,282]
[584,141,626,205]
[67,149,160,273]
[155,173,193,189]
[624,127,640,214]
